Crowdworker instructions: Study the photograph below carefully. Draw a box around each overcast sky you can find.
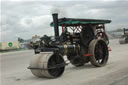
[0,0,128,42]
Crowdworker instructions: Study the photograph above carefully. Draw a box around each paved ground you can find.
[1,39,128,85]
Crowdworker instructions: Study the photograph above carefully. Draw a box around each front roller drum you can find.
[119,39,126,44]
[29,52,65,78]
[89,39,109,67]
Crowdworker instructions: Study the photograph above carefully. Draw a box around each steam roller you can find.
[119,39,126,44]
[28,13,111,78]
[119,28,128,44]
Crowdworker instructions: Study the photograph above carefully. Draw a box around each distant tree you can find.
[18,37,24,43]
[116,28,123,32]
[111,28,123,32]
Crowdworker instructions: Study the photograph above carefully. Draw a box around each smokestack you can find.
[52,13,59,40]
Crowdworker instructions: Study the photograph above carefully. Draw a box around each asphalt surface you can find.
[1,39,128,85]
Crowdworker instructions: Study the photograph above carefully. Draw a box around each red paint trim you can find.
[84,54,92,56]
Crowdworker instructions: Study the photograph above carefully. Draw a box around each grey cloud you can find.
[1,0,128,42]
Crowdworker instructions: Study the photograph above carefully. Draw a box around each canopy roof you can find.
[50,18,111,26]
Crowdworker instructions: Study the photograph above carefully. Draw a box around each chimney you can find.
[52,13,59,40]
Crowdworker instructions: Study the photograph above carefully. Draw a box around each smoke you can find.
[51,6,68,18]
[51,6,60,14]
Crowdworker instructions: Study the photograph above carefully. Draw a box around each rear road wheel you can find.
[89,39,109,67]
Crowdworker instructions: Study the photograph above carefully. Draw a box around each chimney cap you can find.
[52,13,58,15]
